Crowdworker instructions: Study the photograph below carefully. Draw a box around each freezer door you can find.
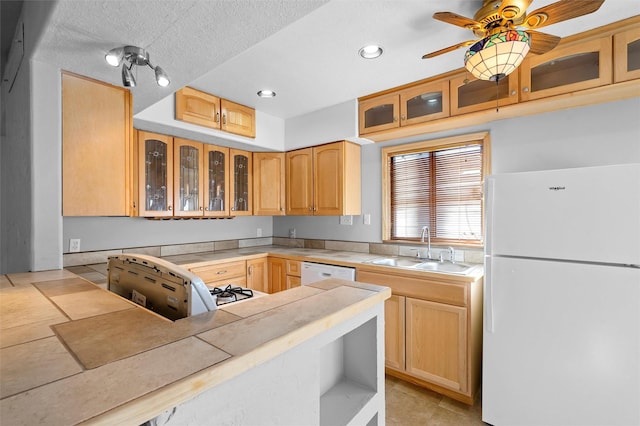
[482,256,640,426]
[486,164,640,265]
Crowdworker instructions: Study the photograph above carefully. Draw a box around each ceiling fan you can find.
[422,0,605,81]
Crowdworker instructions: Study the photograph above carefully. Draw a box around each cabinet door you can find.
[450,72,518,115]
[314,142,344,215]
[614,26,640,83]
[385,294,406,371]
[267,257,286,293]
[229,149,252,215]
[520,36,612,101]
[400,80,450,126]
[175,87,221,129]
[285,275,301,290]
[137,131,174,217]
[203,145,230,217]
[358,93,400,135]
[406,297,468,393]
[62,72,132,216]
[173,139,203,217]
[285,147,314,215]
[221,99,256,138]
[247,258,268,293]
[253,152,285,216]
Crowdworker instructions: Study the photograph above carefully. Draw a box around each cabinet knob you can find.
[401,115,406,121]
[168,205,172,211]
[523,87,529,93]
[199,206,203,211]
[511,90,516,96]
[393,116,398,122]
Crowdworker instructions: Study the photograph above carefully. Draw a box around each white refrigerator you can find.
[482,164,640,426]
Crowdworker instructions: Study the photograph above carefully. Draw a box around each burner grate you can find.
[209,285,254,305]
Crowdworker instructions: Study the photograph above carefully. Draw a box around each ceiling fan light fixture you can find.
[464,29,530,81]
[359,44,383,59]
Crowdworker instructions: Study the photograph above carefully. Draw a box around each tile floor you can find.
[385,376,486,425]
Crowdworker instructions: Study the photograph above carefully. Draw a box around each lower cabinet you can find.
[267,257,286,293]
[246,258,268,293]
[358,268,483,404]
[188,260,247,289]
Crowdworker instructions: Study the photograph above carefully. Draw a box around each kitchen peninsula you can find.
[0,270,390,425]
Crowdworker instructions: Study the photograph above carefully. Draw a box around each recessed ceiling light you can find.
[257,90,276,98]
[359,44,383,59]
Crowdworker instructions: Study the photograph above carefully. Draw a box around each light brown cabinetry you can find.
[229,149,252,215]
[189,260,247,289]
[357,268,482,404]
[358,81,449,135]
[253,152,285,216]
[62,72,132,216]
[519,36,612,101]
[614,26,640,83]
[285,259,301,289]
[384,294,405,371]
[175,87,255,138]
[285,141,361,216]
[247,258,268,293]
[450,72,518,115]
[267,257,287,293]
[136,132,232,218]
[136,131,174,217]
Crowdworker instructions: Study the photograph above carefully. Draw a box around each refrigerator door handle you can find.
[484,255,494,333]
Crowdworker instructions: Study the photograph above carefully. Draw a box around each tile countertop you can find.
[0,269,390,425]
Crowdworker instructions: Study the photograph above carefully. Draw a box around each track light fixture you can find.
[105,45,170,87]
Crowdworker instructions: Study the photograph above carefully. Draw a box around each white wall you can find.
[274,97,640,241]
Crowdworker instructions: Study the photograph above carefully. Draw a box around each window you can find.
[381,132,490,247]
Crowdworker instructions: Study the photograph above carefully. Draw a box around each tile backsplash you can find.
[63,237,484,267]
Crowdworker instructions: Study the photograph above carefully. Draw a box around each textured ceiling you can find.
[29,0,640,118]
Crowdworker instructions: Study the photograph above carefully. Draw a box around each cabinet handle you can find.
[216,270,227,275]
[248,265,253,275]
[222,113,227,125]
[216,112,220,123]
[523,87,529,93]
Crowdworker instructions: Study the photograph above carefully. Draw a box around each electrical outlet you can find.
[69,238,81,253]
[257,228,262,237]
[339,215,353,225]
[363,214,371,225]
[289,228,296,238]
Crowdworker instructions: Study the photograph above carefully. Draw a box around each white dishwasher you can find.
[301,262,355,285]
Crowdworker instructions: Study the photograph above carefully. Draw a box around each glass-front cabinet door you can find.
[204,145,229,217]
[137,131,173,217]
[358,93,400,135]
[229,149,252,215]
[450,72,518,115]
[519,36,612,101]
[400,80,450,126]
[173,138,203,217]
[614,26,640,83]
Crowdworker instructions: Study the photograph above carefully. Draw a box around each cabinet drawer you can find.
[205,276,247,290]
[286,275,301,289]
[286,260,301,277]
[357,270,467,306]
[190,260,246,284]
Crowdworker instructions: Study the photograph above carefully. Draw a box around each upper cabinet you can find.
[286,141,361,216]
[614,26,640,83]
[229,149,252,215]
[253,152,286,216]
[450,72,518,115]
[175,87,255,138]
[519,36,612,102]
[62,72,132,216]
[359,80,449,135]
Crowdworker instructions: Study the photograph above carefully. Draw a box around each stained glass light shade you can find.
[464,30,531,81]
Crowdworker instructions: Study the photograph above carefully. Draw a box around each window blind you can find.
[390,143,483,244]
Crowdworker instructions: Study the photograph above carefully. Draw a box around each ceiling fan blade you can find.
[496,0,533,21]
[433,11,483,32]
[521,0,605,29]
[528,31,561,54]
[422,40,477,59]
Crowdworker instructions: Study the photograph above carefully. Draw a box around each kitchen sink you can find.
[368,257,423,267]
[365,257,477,275]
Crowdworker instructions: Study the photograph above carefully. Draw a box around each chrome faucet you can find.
[420,226,432,260]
